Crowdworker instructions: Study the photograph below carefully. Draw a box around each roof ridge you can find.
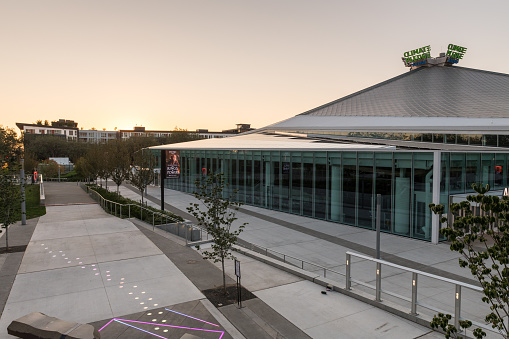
[450,65,509,78]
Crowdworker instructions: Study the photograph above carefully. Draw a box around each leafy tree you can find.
[429,183,508,339]
[44,120,49,126]
[108,140,130,194]
[39,159,62,178]
[35,120,43,126]
[0,169,21,250]
[75,146,101,184]
[187,172,247,294]
[130,149,155,205]
[157,128,200,145]
[23,152,39,182]
[23,134,89,162]
[0,126,23,251]
[96,147,113,190]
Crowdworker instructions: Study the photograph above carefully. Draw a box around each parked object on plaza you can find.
[7,312,100,339]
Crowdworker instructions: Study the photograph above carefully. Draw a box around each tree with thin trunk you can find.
[0,169,21,251]
[108,140,130,195]
[0,126,22,251]
[187,172,247,294]
[429,183,509,339]
[130,149,155,205]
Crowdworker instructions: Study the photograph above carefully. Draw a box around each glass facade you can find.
[280,130,509,148]
[161,149,509,242]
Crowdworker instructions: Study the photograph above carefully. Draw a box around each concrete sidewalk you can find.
[1,182,447,338]
[0,183,231,339]
[116,183,504,339]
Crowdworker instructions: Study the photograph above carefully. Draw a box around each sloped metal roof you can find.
[149,132,395,151]
[299,66,509,118]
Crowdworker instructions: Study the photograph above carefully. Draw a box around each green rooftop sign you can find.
[402,43,468,67]
[403,45,431,64]
[446,44,467,63]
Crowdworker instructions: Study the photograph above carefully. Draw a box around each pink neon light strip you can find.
[164,308,220,327]
[115,318,225,335]
[114,320,167,339]
[98,318,115,332]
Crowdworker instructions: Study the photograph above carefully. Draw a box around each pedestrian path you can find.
[117,183,504,339]
[0,183,225,339]
[0,182,450,338]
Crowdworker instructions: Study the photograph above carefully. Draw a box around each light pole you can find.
[20,159,26,225]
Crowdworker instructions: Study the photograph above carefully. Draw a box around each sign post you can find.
[235,259,242,308]
[160,150,165,211]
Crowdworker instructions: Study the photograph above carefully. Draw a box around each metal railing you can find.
[80,183,207,243]
[345,251,490,333]
[44,177,68,182]
[237,241,344,280]
[237,240,497,336]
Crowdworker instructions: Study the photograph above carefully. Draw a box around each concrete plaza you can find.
[0,181,500,338]
[118,183,505,339]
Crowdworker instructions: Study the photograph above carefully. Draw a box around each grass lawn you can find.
[21,184,46,220]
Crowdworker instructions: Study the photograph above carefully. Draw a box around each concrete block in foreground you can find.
[7,312,100,339]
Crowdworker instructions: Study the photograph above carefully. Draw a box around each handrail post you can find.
[454,284,461,330]
[129,205,131,219]
[120,205,122,219]
[376,262,382,301]
[346,253,351,290]
[152,212,155,231]
[411,272,418,315]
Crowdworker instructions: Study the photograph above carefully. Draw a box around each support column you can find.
[265,162,271,208]
[330,165,341,221]
[431,151,441,244]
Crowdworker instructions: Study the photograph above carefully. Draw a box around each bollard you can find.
[375,262,382,301]
[454,285,461,330]
[411,272,418,315]
[346,253,351,290]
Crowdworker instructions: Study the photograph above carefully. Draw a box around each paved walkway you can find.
[0,182,450,338]
[116,182,505,339]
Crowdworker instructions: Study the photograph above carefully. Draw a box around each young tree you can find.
[130,149,155,205]
[0,126,22,251]
[0,169,21,250]
[187,172,247,294]
[96,147,113,190]
[39,159,61,178]
[429,183,508,339]
[76,145,101,184]
[23,152,39,183]
[108,140,130,194]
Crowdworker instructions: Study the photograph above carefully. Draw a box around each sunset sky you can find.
[2,0,509,134]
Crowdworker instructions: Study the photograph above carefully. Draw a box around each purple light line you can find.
[115,318,225,336]
[164,308,219,327]
[114,320,167,339]
[98,318,115,332]
[99,318,224,339]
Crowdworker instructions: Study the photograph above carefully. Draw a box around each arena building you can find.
[151,47,509,243]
